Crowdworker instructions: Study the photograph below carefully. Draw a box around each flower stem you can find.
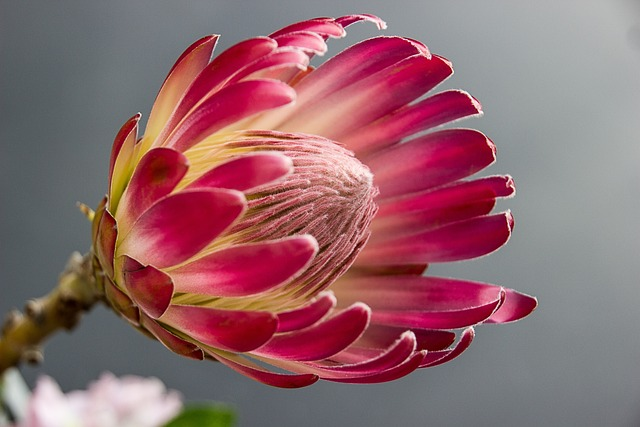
[0,252,103,375]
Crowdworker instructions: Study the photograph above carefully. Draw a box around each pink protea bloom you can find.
[92,14,537,388]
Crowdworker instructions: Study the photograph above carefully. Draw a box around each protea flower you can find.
[91,14,537,388]
[18,373,182,427]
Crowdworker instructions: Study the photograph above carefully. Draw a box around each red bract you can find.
[92,14,537,388]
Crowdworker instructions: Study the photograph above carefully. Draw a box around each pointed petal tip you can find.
[276,291,337,333]
[108,113,141,186]
[482,133,497,161]
[486,289,538,324]
[119,112,142,128]
[255,302,371,362]
[336,14,387,31]
[469,93,483,114]
[420,327,475,368]
[329,349,424,383]
[433,54,453,70]
[348,301,373,319]
[175,34,219,65]
[505,210,515,232]
[298,233,321,255]
[209,351,320,388]
[453,89,483,115]
[503,175,516,195]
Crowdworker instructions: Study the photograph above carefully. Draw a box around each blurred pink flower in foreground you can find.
[92,14,537,388]
[17,373,181,427]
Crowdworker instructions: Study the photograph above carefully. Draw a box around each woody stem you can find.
[0,252,103,375]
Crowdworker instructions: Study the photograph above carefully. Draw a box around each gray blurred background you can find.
[1,1,640,426]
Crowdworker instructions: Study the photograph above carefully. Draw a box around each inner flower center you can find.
[186,130,378,311]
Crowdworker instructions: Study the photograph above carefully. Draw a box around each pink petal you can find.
[163,37,279,134]
[144,35,219,146]
[370,299,503,330]
[139,313,204,360]
[161,305,277,352]
[108,114,139,183]
[257,333,416,382]
[108,114,140,211]
[355,324,456,352]
[268,17,346,39]
[250,36,427,131]
[209,351,318,388]
[372,201,496,242]
[118,189,246,268]
[378,175,515,214]
[168,235,318,297]
[91,197,106,243]
[95,208,117,279]
[328,350,425,384]
[312,331,416,375]
[103,279,140,326]
[122,256,174,319]
[346,264,428,277]
[202,37,278,85]
[340,276,502,311]
[357,212,514,265]
[335,14,387,30]
[116,148,188,234]
[91,203,109,270]
[486,288,538,323]
[163,79,296,152]
[273,54,453,138]
[411,329,457,351]
[296,36,430,94]
[366,129,496,199]
[269,15,385,47]
[253,304,370,361]
[420,327,475,367]
[372,176,515,239]
[185,152,292,192]
[293,36,427,98]
[342,90,483,155]
[273,31,328,55]
[334,275,506,329]
[225,48,310,83]
[276,291,336,333]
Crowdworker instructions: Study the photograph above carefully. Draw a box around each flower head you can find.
[92,14,537,388]
[18,373,182,427]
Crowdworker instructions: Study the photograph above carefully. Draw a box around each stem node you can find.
[0,252,103,375]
